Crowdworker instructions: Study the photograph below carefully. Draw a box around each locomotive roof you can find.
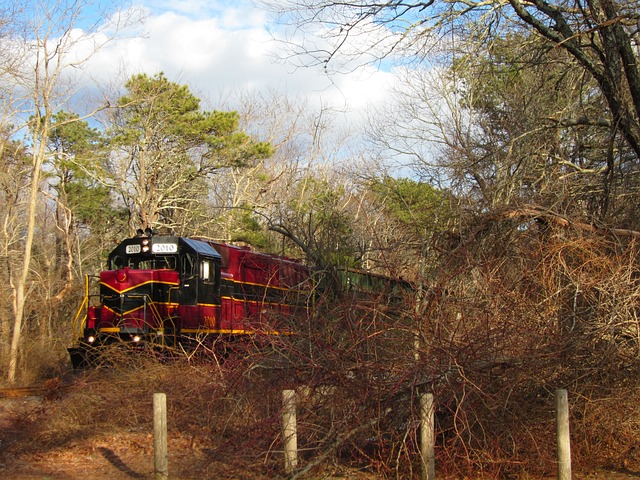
[181,237,222,259]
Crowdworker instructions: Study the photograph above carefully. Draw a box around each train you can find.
[68,230,411,367]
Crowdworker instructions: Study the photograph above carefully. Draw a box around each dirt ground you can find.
[0,395,375,480]
[0,396,233,480]
[1,396,640,480]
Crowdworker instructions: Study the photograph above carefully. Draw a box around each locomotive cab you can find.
[74,234,222,355]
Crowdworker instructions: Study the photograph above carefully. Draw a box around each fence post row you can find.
[182,387,570,479]
[154,392,169,480]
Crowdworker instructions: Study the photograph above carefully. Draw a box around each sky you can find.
[78,0,398,128]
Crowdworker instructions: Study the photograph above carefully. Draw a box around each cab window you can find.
[182,253,195,276]
[201,260,210,281]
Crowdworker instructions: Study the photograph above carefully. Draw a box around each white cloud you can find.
[79,0,398,130]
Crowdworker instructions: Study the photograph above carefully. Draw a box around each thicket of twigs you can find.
[266,220,640,478]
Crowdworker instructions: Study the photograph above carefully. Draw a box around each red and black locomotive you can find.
[68,231,312,367]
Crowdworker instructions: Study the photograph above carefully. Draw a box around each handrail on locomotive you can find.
[70,274,93,343]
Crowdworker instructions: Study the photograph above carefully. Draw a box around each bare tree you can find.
[2,0,136,383]
[205,89,365,264]
[264,0,640,173]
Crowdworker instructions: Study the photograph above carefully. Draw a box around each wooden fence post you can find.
[282,389,298,473]
[420,393,436,480]
[555,388,571,480]
[154,393,169,480]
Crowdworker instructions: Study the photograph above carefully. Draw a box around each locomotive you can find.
[68,230,313,367]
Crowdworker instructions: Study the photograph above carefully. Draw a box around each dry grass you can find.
[1,340,640,479]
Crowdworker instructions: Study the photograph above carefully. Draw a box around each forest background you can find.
[1,0,640,477]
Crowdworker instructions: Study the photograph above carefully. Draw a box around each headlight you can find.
[87,335,96,344]
[133,335,141,342]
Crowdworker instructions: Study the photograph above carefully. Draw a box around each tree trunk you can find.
[7,139,45,383]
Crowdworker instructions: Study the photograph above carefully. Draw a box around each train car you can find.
[333,268,412,304]
[68,232,313,367]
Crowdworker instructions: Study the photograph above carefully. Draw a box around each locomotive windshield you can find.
[107,236,183,271]
[108,255,177,271]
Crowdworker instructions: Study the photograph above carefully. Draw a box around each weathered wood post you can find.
[555,388,571,480]
[154,393,169,480]
[420,392,436,480]
[282,389,298,473]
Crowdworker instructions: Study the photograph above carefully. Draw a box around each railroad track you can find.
[0,386,48,398]
[0,379,64,399]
